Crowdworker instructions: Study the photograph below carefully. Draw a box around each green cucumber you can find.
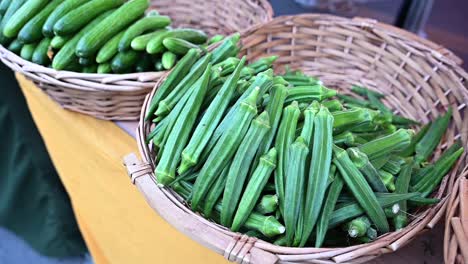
[42,0,89,37]
[54,0,125,36]
[82,64,98,73]
[154,59,163,71]
[0,0,11,15]
[130,29,168,51]
[17,0,62,43]
[162,37,200,55]
[135,54,152,72]
[31,38,51,65]
[78,57,93,66]
[118,15,171,51]
[0,0,25,45]
[111,50,140,73]
[161,51,176,70]
[20,43,37,60]
[146,28,207,54]
[96,30,125,63]
[7,39,23,54]
[97,63,112,73]
[52,10,112,70]
[76,0,149,58]
[50,36,70,49]
[3,0,49,38]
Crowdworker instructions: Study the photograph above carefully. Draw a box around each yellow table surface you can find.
[17,74,225,264]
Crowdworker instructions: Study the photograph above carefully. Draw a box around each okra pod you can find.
[400,122,432,157]
[315,175,343,247]
[202,165,229,218]
[337,94,371,108]
[358,129,413,160]
[210,33,240,64]
[347,148,388,192]
[382,156,404,175]
[323,99,344,112]
[332,108,374,131]
[378,170,396,192]
[351,85,384,98]
[346,216,371,238]
[231,148,277,231]
[255,194,279,215]
[284,85,337,104]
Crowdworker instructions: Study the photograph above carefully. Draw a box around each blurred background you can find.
[1,0,466,263]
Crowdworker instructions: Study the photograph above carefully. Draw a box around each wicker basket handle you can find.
[123,153,279,264]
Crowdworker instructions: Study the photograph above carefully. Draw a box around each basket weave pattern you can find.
[0,0,273,121]
[131,14,468,263]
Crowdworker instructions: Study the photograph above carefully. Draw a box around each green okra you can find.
[333,131,355,146]
[273,235,288,246]
[347,148,388,193]
[145,48,200,120]
[231,148,277,231]
[191,87,260,210]
[333,145,390,233]
[382,156,404,175]
[332,108,374,131]
[392,161,413,229]
[358,129,413,161]
[146,117,168,144]
[371,155,391,170]
[401,121,433,155]
[283,85,337,104]
[351,85,385,99]
[274,101,301,216]
[337,94,371,108]
[384,204,400,218]
[202,165,229,218]
[346,216,371,238]
[155,54,212,116]
[300,105,334,246]
[249,55,278,71]
[284,137,309,246]
[154,62,211,186]
[178,57,247,175]
[378,170,396,192]
[255,194,279,215]
[210,33,240,64]
[221,112,271,227]
[208,34,224,45]
[323,99,344,112]
[407,196,440,207]
[315,174,343,247]
[414,108,452,164]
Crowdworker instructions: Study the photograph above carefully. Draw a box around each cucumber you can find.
[161,51,176,70]
[7,39,23,54]
[82,64,98,73]
[3,0,49,38]
[97,63,112,73]
[52,10,112,70]
[130,29,168,51]
[17,0,62,44]
[96,30,125,63]
[154,59,163,71]
[146,28,207,54]
[0,0,11,15]
[79,57,93,66]
[118,15,171,51]
[111,50,139,73]
[76,0,149,58]
[0,0,25,45]
[162,37,200,55]
[42,0,89,37]
[20,43,37,60]
[32,38,51,65]
[53,0,125,36]
[135,54,152,72]
[50,36,70,49]
[208,34,224,45]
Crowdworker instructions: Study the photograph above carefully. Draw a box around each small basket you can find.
[444,165,468,264]
[128,14,468,263]
[0,0,273,121]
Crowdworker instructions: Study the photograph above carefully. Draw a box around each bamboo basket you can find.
[445,165,468,264]
[0,0,273,121]
[126,14,468,263]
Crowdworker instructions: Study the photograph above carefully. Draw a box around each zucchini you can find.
[161,51,176,70]
[130,29,168,51]
[54,0,125,36]
[111,50,140,73]
[300,105,334,246]
[50,36,70,49]
[31,38,51,65]
[118,15,171,51]
[3,0,49,38]
[76,0,149,58]
[96,30,125,64]
[191,87,259,210]
[221,111,271,227]
[231,148,277,231]
[154,61,211,186]
[0,0,25,45]
[146,28,207,54]
[162,37,200,55]
[42,0,89,37]
[17,0,62,43]
[20,43,37,61]
[52,10,112,70]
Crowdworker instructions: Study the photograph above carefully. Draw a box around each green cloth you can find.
[0,63,87,258]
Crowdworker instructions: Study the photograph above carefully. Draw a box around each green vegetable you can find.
[351,85,385,98]
[210,33,240,64]
[208,34,224,44]
[20,43,37,60]
[50,36,70,49]
[346,216,371,238]
[135,54,152,72]
[232,148,277,231]
[333,145,389,233]
[315,175,343,247]
[97,63,112,73]
[300,105,334,246]
[130,29,168,51]
[163,37,200,55]
[283,85,336,104]
[347,148,388,192]
[17,0,62,43]
[7,38,23,54]
[332,108,374,131]
[378,170,396,192]
[358,129,413,160]
[202,165,229,218]
[323,99,343,112]
[96,31,126,64]
[82,64,98,73]
[3,0,49,38]
[42,0,89,37]
[221,112,271,227]
[0,0,26,45]
[255,194,279,215]
[119,15,171,51]
[161,51,176,70]
[399,122,431,157]
[111,50,140,73]
[31,38,51,65]
[76,0,148,57]
[146,28,207,54]
[78,57,93,66]
[0,0,11,15]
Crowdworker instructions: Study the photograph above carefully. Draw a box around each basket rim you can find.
[134,13,468,263]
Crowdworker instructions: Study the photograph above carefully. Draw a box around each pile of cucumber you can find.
[0,0,216,73]
[145,35,464,248]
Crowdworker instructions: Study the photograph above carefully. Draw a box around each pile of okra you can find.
[145,34,464,247]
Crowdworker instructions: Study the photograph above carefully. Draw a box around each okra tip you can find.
[255,111,271,128]
[178,153,195,175]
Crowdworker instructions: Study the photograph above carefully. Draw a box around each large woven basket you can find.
[0,0,273,121]
[126,14,468,263]
[444,165,468,264]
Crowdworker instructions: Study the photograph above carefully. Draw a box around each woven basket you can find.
[126,14,468,263]
[0,0,273,121]
[444,165,468,264]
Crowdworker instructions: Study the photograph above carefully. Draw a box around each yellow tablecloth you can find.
[17,74,224,264]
